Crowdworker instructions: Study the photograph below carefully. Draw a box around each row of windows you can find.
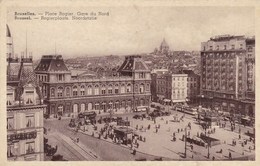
[7,90,36,106]
[205,44,244,51]
[157,78,187,85]
[187,78,197,82]
[7,114,35,130]
[50,83,150,98]
[37,74,47,82]
[8,142,35,158]
[55,99,148,113]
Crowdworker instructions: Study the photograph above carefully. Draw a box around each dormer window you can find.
[57,74,64,82]
[139,72,145,78]
[25,90,34,105]
[7,92,13,106]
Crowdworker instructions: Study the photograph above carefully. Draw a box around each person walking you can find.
[132,148,136,155]
[229,152,232,160]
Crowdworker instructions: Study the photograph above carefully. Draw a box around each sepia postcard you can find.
[0,0,259,166]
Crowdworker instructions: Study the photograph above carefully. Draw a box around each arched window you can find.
[81,103,85,112]
[94,102,100,110]
[80,85,85,96]
[73,104,78,114]
[115,101,120,109]
[126,84,131,93]
[135,84,138,92]
[121,84,125,93]
[108,84,113,94]
[57,105,63,116]
[109,101,113,109]
[94,85,99,95]
[101,84,106,95]
[140,83,144,93]
[73,86,78,96]
[101,102,106,111]
[115,84,119,94]
[57,87,64,97]
[50,88,55,97]
[66,87,71,96]
[87,85,92,95]
[121,101,125,108]
[146,84,150,92]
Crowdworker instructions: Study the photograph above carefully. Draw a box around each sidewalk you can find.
[67,126,173,160]
[54,132,100,161]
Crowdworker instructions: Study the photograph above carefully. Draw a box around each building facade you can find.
[151,69,169,102]
[156,73,188,104]
[182,69,200,103]
[6,25,45,161]
[35,55,151,118]
[201,35,255,117]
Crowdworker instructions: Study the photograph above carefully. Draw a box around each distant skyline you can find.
[7,6,255,60]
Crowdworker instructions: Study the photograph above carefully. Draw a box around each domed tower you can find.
[159,38,170,55]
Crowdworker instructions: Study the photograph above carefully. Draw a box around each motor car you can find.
[133,114,141,119]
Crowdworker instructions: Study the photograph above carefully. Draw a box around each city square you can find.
[44,103,255,161]
[5,4,256,162]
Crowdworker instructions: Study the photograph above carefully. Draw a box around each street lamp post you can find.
[204,122,210,159]
[184,127,187,158]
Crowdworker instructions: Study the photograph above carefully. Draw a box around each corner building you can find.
[201,35,255,117]
[35,55,151,118]
[6,25,46,161]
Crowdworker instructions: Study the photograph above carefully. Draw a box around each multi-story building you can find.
[6,25,46,161]
[156,72,188,105]
[35,55,151,118]
[182,69,200,104]
[201,35,255,117]
[151,69,169,102]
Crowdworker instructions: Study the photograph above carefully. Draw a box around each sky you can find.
[7,6,255,60]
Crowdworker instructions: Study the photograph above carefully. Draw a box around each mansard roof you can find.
[35,55,69,72]
[118,55,150,73]
[7,62,20,82]
[15,60,42,101]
